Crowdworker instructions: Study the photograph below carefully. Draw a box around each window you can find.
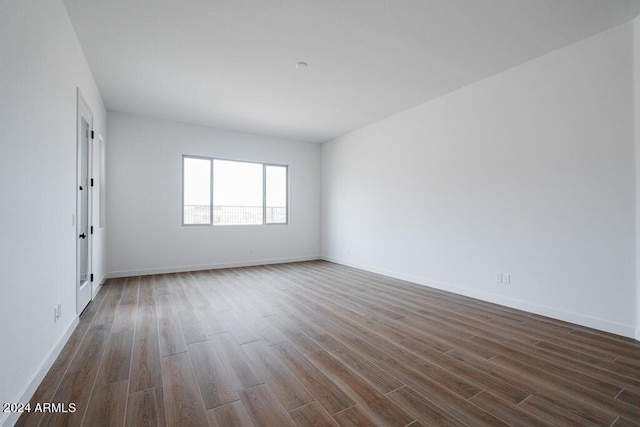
[265,165,287,224]
[183,157,212,225]
[182,156,288,226]
[214,159,263,225]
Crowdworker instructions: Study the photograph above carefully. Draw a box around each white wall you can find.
[322,23,637,337]
[634,16,640,341]
[0,1,107,425]
[107,112,321,277]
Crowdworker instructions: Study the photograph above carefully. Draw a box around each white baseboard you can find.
[106,255,321,279]
[1,316,79,427]
[92,282,103,300]
[322,255,637,340]
[92,273,106,298]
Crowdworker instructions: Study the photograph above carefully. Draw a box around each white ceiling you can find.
[64,0,640,143]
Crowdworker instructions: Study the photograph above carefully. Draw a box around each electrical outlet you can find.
[496,272,511,284]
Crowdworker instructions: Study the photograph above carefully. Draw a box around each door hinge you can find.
[90,226,94,235]
[90,178,94,187]
[90,274,94,282]
[90,130,95,140]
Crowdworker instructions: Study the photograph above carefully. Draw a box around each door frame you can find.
[76,89,93,315]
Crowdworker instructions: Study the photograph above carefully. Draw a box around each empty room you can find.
[3,0,640,426]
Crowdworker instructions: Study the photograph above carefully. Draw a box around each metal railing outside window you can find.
[183,205,286,225]
[182,156,288,226]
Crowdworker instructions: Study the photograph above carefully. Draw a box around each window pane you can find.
[213,159,263,225]
[266,165,287,224]
[183,157,211,224]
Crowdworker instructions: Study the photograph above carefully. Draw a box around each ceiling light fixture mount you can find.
[295,61,309,69]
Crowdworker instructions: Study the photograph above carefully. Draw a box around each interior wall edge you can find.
[322,256,637,340]
[105,255,321,279]
[633,14,640,346]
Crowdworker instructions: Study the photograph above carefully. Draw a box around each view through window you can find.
[265,165,287,224]
[183,157,212,225]
[183,156,288,226]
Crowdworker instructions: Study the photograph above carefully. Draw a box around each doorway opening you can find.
[76,90,93,314]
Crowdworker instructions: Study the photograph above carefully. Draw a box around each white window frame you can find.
[182,155,289,226]
[182,155,213,226]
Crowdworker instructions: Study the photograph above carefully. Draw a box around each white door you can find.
[77,92,93,314]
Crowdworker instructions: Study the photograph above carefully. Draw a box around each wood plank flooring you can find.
[16,261,640,426]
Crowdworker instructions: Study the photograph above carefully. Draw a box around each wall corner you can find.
[633,15,640,340]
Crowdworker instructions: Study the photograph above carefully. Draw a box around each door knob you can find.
[79,233,86,239]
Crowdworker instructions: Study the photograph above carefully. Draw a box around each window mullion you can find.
[262,164,267,225]
[209,158,213,225]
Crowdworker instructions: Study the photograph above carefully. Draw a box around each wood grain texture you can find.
[83,380,128,427]
[289,402,339,427]
[469,391,550,426]
[161,352,209,427]
[18,261,640,426]
[306,349,414,427]
[387,386,463,427]
[242,340,314,411]
[331,405,378,427]
[66,324,111,373]
[238,384,296,427]
[126,387,166,427]
[188,340,239,409]
[130,304,162,393]
[112,302,138,334]
[158,316,188,357]
[209,333,262,391]
[517,395,593,427]
[274,342,356,415]
[208,401,254,427]
[95,329,134,386]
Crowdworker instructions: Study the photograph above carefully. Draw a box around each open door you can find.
[77,91,93,314]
